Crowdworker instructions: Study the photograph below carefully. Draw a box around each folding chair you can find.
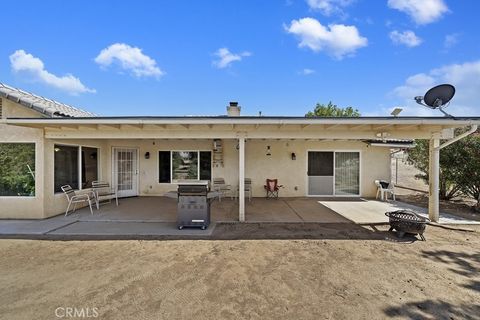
[264,179,283,199]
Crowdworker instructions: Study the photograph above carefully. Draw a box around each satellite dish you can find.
[414,84,455,117]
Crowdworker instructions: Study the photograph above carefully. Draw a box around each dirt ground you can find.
[0,224,479,320]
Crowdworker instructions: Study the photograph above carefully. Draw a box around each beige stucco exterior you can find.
[2,97,479,220]
[0,99,45,218]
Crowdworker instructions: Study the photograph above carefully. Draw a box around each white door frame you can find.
[112,147,139,197]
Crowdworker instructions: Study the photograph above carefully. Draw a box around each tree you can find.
[406,140,462,200]
[305,101,360,117]
[406,129,480,209]
[0,143,35,196]
[453,133,480,210]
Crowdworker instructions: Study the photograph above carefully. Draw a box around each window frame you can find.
[54,143,100,194]
[157,150,212,184]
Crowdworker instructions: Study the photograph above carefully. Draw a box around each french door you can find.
[113,148,138,198]
[307,151,360,196]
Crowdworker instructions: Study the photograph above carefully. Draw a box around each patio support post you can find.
[238,137,245,222]
[428,138,440,222]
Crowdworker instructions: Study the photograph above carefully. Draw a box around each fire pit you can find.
[385,209,429,241]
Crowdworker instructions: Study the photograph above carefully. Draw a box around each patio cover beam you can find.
[238,136,245,222]
[40,128,448,140]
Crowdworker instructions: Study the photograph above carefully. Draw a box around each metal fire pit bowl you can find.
[385,209,429,241]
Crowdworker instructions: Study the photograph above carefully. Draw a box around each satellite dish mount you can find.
[414,84,456,117]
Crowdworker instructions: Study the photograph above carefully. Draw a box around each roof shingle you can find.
[0,83,96,118]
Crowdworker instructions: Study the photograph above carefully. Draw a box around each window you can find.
[54,145,99,192]
[54,145,79,192]
[199,151,212,180]
[158,151,171,183]
[158,151,212,183]
[172,151,198,180]
[82,147,98,189]
[0,143,35,196]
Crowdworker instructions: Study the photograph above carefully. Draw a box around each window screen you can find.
[308,152,334,176]
[158,151,171,183]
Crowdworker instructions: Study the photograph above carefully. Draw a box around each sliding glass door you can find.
[334,152,360,195]
[307,151,360,196]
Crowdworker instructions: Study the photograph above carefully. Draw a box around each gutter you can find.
[6,118,480,126]
[437,125,478,150]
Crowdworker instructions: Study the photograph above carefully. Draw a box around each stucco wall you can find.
[0,99,45,219]
[37,139,391,217]
[91,139,390,200]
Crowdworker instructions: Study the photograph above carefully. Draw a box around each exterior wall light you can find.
[145,152,150,159]
[291,152,296,160]
[266,146,271,156]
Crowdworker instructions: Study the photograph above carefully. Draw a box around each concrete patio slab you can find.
[47,221,215,237]
[0,218,75,235]
[319,199,480,225]
[286,198,351,223]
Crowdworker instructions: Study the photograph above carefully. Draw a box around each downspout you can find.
[429,124,478,222]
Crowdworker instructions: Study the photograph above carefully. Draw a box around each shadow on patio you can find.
[69,196,355,223]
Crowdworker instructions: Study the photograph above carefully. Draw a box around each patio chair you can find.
[264,179,283,199]
[61,185,95,216]
[212,177,233,201]
[375,180,396,201]
[92,181,118,209]
[236,178,252,202]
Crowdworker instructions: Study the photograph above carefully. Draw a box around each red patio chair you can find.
[264,179,283,199]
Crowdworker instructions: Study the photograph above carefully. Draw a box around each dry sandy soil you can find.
[0,224,479,320]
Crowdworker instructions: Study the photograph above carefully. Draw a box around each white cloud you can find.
[285,17,367,59]
[300,68,316,75]
[212,48,251,69]
[9,50,95,95]
[306,0,354,16]
[387,0,449,25]
[389,30,422,47]
[95,43,164,78]
[390,60,480,116]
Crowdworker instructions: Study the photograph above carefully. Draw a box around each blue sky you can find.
[1,0,480,116]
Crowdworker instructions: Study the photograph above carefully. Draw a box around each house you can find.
[1,83,479,222]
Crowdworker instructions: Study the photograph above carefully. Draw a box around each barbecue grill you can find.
[165,181,219,230]
[385,209,429,241]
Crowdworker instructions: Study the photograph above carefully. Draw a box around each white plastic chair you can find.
[375,180,396,201]
[61,185,95,216]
